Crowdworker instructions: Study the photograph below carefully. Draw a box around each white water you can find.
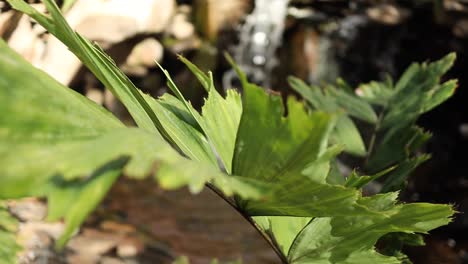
[223,0,290,90]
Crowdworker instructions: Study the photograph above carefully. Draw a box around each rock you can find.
[8,198,47,222]
[67,254,100,264]
[103,89,130,122]
[444,0,467,11]
[100,257,125,264]
[85,87,104,105]
[100,220,136,235]
[68,229,120,256]
[116,238,144,258]
[459,123,468,137]
[38,35,83,85]
[8,0,175,86]
[69,0,176,44]
[178,4,192,15]
[76,16,138,44]
[7,15,46,66]
[168,13,195,40]
[453,19,468,38]
[366,4,410,25]
[123,38,164,76]
[17,222,64,249]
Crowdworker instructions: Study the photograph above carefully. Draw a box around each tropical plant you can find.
[289,52,457,192]
[0,1,456,263]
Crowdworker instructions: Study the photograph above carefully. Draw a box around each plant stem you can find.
[206,183,289,263]
[365,111,384,167]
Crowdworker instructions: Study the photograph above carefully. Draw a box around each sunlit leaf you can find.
[231,73,367,217]
[254,216,311,256]
[328,86,378,123]
[0,38,265,247]
[157,59,243,174]
[288,193,454,264]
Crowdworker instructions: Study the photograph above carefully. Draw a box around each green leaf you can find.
[157,59,243,174]
[47,164,122,247]
[199,88,242,173]
[178,55,212,92]
[328,86,378,123]
[345,166,396,189]
[378,232,425,259]
[332,116,367,156]
[302,145,344,183]
[1,127,266,243]
[61,0,77,12]
[173,256,190,264]
[231,75,368,217]
[287,193,454,264]
[288,77,367,156]
[254,216,312,255]
[325,160,346,185]
[0,39,265,247]
[367,126,431,172]
[381,53,456,129]
[1,5,458,263]
[422,79,457,112]
[144,93,218,166]
[356,81,394,106]
[0,202,20,264]
[0,40,124,142]
[0,204,16,233]
[380,155,430,193]
[177,57,243,174]
[233,87,334,182]
[288,76,335,112]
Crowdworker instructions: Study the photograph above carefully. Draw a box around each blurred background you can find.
[1,0,467,263]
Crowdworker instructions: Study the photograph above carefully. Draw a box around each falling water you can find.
[223,0,290,90]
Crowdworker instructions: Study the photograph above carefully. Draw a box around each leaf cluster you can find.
[0,1,457,263]
[289,53,456,192]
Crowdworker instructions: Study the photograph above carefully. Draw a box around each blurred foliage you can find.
[289,53,457,192]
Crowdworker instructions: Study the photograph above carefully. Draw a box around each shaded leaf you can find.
[381,53,456,129]
[380,155,431,193]
[332,116,366,156]
[288,77,366,156]
[328,86,378,123]
[0,202,21,264]
[367,126,431,172]
[356,81,394,106]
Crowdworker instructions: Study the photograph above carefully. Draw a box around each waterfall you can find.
[223,0,290,90]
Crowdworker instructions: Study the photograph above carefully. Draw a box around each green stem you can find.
[206,183,289,263]
[365,111,384,167]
